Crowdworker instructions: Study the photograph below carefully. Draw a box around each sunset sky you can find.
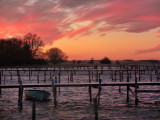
[0,0,160,60]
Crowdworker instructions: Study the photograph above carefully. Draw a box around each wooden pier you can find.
[1,82,160,106]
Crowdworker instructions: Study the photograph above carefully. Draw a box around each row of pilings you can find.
[0,64,160,120]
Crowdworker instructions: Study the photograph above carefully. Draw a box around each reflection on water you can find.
[0,68,160,120]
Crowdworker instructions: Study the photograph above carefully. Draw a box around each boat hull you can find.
[24,89,50,101]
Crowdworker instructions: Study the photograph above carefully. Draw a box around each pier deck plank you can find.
[1,82,160,88]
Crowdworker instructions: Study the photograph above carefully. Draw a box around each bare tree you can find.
[24,33,44,58]
[46,48,68,64]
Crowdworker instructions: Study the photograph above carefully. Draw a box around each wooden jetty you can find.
[1,82,160,107]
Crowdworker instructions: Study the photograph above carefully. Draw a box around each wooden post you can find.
[88,71,91,83]
[68,73,70,83]
[3,76,5,85]
[92,72,94,79]
[150,70,152,82]
[114,71,116,82]
[44,71,46,82]
[0,71,1,94]
[52,77,57,106]
[88,70,92,102]
[17,71,23,110]
[29,68,31,80]
[70,71,73,82]
[119,71,121,93]
[96,70,98,81]
[135,69,138,106]
[89,86,92,102]
[32,100,36,120]
[127,75,129,102]
[58,71,61,93]
[138,66,141,81]
[94,98,98,120]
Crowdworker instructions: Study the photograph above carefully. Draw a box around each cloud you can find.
[77,0,160,32]
[135,44,160,54]
[1,0,160,44]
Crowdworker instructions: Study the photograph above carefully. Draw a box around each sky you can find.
[0,0,160,60]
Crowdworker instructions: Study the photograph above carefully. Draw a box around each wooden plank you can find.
[0,82,160,88]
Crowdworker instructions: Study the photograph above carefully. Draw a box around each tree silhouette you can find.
[0,38,32,65]
[100,57,111,64]
[24,33,44,58]
[46,48,68,64]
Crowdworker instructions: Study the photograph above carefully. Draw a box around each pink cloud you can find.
[77,0,160,33]
[65,24,94,38]
[1,0,160,44]
[135,44,160,54]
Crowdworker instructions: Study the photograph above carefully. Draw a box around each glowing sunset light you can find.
[1,0,160,60]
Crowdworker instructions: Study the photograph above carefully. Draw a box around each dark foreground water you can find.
[0,68,160,120]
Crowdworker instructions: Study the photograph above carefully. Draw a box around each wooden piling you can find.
[52,77,57,106]
[88,70,92,102]
[17,71,23,110]
[0,71,1,94]
[58,71,61,93]
[32,100,36,120]
[94,98,98,120]
[29,68,31,80]
[89,86,92,102]
[44,71,46,82]
[127,75,129,102]
[135,70,138,106]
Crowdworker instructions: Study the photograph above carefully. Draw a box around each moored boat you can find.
[24,88,51,101]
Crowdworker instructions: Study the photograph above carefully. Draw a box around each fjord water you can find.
[0,67,160,120]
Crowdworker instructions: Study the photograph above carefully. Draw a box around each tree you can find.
[100,57,111,64]
[46,48,68,64]
[89,57,94,64]
[24,33,44,58]
[0,38,32,65]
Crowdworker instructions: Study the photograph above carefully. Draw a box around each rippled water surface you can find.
[0,67,160,120]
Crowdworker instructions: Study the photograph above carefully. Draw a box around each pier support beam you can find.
[127,75,129,102]
[0,71,1,94]
[52,78,57,106]
[89,86,92,102]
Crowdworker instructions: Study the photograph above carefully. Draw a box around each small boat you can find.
[24,88,51,101]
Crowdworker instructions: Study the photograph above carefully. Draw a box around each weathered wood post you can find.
[88,70,92,102]
[68,72,70,83]
[17,70,23,110]
[119,71,121,93]
[114,71,117,82]
[32,100,36,120]
[52,77,57,106]
[135,69,138,106]
[94,98,98,120]
[97,79,102,105]
[150,70,152,82]
[0,71,1,94]
[29,67,31,80]
[58,70,61,93]
[127,73,130,102]
[138,66,141,81]
[70,71,73,82]
[44,70,47,82]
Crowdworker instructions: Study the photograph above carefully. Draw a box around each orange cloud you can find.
[135,44,160,54]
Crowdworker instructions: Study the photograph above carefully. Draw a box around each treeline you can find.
[0,33,45,66]
[0,33,69,66]
[0,33,112,66]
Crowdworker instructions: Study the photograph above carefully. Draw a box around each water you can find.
[0,67,160,120]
